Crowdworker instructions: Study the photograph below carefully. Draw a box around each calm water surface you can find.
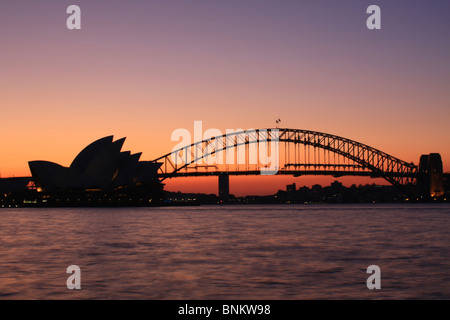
[0,204,449,299]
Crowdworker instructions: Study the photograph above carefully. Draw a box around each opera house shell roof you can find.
[29,136,162,192]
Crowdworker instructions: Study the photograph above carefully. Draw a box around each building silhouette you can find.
[26,136,163,206]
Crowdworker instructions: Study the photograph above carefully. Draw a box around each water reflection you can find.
[0,204,449,299]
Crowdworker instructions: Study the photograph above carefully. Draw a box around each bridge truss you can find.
[152,128,418,187]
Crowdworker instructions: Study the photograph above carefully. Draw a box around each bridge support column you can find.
[418,153,444,198]
[218,174,230,198]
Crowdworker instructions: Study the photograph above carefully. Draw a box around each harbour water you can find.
[0,204,449,299]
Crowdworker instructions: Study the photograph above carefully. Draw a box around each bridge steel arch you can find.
[152,128,418,187]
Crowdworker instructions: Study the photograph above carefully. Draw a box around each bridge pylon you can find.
[417,153,445,198]
[218,173,230,199]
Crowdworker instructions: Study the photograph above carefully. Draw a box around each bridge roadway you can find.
[157,170,418,179]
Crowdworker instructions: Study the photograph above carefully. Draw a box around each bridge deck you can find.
[157,170,418,179]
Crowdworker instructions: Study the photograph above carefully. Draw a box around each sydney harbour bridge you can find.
[1,127,446,208]
[153,128,445,198]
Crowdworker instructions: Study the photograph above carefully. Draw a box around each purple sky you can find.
[1,0,449,193]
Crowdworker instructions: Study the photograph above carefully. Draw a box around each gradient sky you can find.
[1,0,449,195]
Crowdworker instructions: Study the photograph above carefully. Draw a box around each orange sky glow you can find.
[1,1,449,196]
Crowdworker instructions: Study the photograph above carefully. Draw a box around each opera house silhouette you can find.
[27,136,164,206]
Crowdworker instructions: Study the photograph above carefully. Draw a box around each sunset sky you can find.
[1,1,449,195]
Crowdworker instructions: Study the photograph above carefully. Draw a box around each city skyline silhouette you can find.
[1,1,449,195]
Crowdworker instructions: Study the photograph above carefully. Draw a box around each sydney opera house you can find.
[25,136,164,206]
